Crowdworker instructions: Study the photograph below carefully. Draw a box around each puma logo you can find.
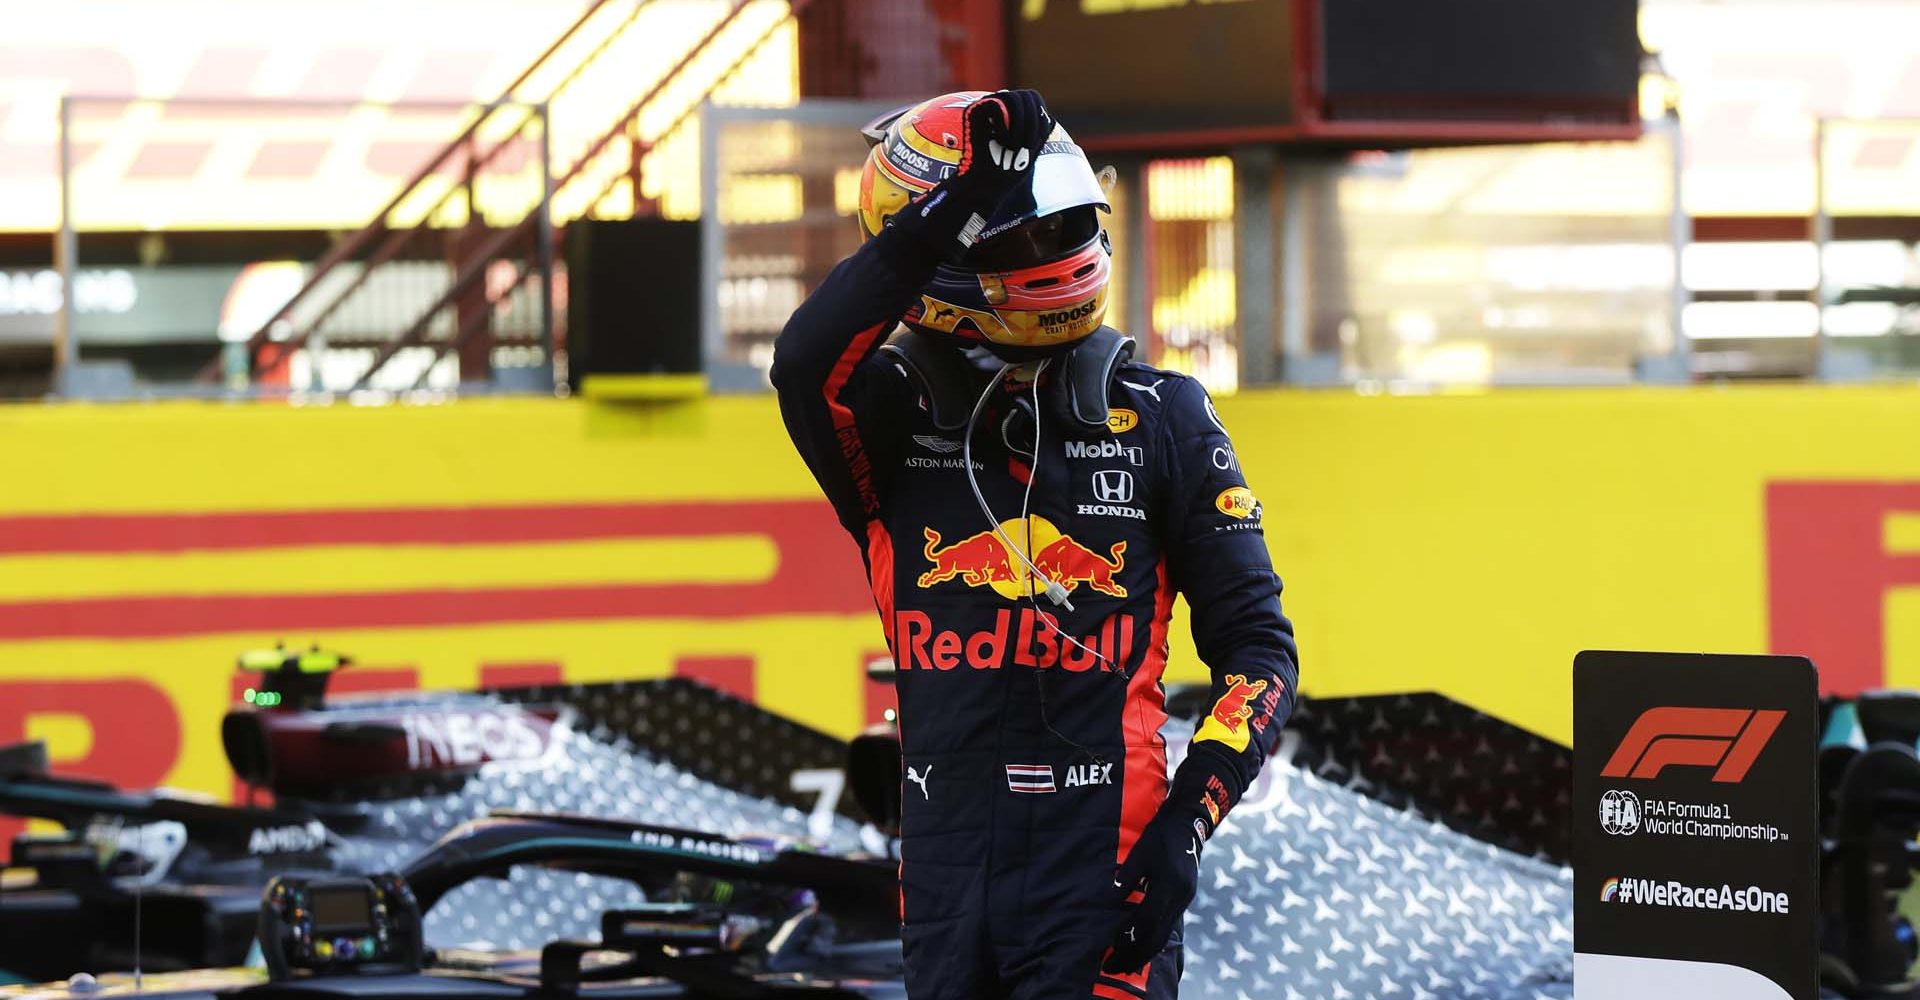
[1121,378,1163,402]
[931,305,959,323]
[907,764,932,800]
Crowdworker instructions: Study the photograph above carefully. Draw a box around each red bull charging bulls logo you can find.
[1193,674,1270,753]
[901,516,1133,672]
[917,516,1126,600]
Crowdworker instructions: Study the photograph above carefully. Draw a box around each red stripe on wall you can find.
[1767,481,1920,694]
[479,662,565,689]
[230,665,419,704]
[0,499,874,640]
[328,666,423,696]
[0,499,842,555]
[674,655,756,701]
[0,575,871,641]
[0,677,181,850]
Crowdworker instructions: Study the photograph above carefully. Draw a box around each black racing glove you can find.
[886,88,1052,263]
[1103,793,1209,974]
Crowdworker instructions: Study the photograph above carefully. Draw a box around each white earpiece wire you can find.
[963,363,1071,609]
[1021,360,1115,673]
[955,356,1122,763]
[958,359,1116,672]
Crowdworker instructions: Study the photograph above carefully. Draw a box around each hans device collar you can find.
[880,325,1135,435]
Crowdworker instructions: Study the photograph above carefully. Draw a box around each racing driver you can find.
[771,89,1298,999]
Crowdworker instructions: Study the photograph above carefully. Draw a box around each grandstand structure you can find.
[0,0,1914,397]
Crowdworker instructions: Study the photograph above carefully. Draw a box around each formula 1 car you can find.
[0,647,879,986]
[2,645,1584,998]
[2,811,906,1000]
[0,745,335,981]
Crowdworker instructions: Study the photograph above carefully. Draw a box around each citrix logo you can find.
[1601,706,1785,783]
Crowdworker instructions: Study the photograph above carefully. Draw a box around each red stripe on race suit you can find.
[822,322,888,521]
[1099,958,1153,993]
[867,521,896,654]
[1118,565,1174,863]
[827,321,898,930]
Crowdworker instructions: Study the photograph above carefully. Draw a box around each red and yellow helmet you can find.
[857,91,1112,352]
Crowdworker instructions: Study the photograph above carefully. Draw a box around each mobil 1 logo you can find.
[1573,651,1817,1000]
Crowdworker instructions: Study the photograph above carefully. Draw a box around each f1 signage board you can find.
[1573,651,1817,999]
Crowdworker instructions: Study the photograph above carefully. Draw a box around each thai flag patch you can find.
[1005,763,1056,794]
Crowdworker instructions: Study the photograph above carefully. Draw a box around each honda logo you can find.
[1601,706,1785,783]
[1092,470,1133,504]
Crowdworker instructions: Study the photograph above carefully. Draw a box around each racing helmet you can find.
[857,91,1112,352]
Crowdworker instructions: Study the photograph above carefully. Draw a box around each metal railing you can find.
[191,0,633,388]
[181,0,805,395]
[355,0,788,393]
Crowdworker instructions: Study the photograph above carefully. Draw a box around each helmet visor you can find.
[963,206,1102,273]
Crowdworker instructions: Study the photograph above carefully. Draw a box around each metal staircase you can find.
[202,0,806,394]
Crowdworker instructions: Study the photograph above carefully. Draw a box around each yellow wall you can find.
[3,384,1919,802]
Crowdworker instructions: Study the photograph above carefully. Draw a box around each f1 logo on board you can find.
[1601,707,1785,783]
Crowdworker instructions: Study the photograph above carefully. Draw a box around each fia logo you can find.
[1598,789,1640,836]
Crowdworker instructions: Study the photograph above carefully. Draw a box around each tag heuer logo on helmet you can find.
[1064,439,1143,466]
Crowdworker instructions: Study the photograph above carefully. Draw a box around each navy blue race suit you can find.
[772,223,1299,999]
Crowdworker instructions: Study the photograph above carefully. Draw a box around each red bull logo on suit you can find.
[904,517,1134,671]
[1193,674,1272,752]
[892,607,1135,672]
[917,516,1126,600]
